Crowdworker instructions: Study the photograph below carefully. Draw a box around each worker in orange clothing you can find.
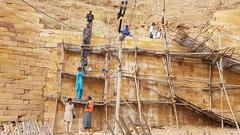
[83,96,94,132]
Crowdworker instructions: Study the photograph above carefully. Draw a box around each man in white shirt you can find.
[61,98,75,133]
[149,23,161,39]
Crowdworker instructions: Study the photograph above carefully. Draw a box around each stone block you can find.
[0,116,18,122]
[22,94,43,100]
[29,90,43,96]
[4,110,27,116]
[0,93,14,99]
[30,100,43,105]
[7,104,29,110]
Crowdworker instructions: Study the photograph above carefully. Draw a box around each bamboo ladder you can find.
[215,28,240,134]
[160,0,179,127]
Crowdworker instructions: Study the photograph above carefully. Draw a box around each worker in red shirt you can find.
[83,96,94,132]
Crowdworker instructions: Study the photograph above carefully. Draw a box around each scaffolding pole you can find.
[216,28,240,133]
[208,65,212,110]
[115,42,123,135]
[134,47,142,122]
[104,52,109,131]
[161,0,179,127]
[52,41,64,132]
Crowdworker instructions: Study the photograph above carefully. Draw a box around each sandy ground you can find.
[71,126,239,135]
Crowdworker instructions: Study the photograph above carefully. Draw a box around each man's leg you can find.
[122,8,126,17]
[117,6,123,19]
[65,121,70,133]
[79,89,83,100]
[69,121,72,133]
[119,34,125,41]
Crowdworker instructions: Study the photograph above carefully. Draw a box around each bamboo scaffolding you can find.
[173,28,240,74]
[62,43,235,58]
[120,97,149,134]
[61,71,240,91]
[134,47,142,122]
[216,61,240,132]
[127,115,140,135]
[104,52,109,131]
[50,10,240,132]
[119,116,132,135]
[161,0,179,127]
[218,29,224,129]
[208,65,212,110]
[173,24,240,130]
[52,41,64,132]
[115,41,123,135]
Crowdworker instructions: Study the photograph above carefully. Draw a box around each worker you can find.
[82,24,92,73]
[76,67,84,100]
[117,0,128,19]
[119,25,132,41]
[85,11,94,25]
[83,96,94,132]
[149,23,161,39]
[83,24,92,45]
[61,97,75,133]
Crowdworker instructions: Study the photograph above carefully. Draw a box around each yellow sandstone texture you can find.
[0,0,240,133]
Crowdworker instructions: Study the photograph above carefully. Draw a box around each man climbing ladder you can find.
[81,23,92,74]
[118,0,128,33]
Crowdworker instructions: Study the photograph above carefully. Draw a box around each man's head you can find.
[88,96,92,101]
[89,11,92,14]
[78,67,82,72]
[68,98,72,103]
[152,23,155,26]
[125,25,129,29]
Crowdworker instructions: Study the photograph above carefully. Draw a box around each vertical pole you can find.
[208,65,212,110]
[134,46,142,122]
[218,28,224,128]
[216,28,240,133]
[52,41,64,132]
[161,0,179,127]
[115,42,123,135]
[104,53,109,130]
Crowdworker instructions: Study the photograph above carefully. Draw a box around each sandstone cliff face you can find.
[0,0,46,121]
[33,0,240,36]
[0,0,240,133]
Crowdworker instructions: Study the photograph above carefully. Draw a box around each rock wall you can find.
[0,0,46,122]
[0,0,240,134]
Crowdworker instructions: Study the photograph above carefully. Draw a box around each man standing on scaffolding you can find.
[85,11,94,26]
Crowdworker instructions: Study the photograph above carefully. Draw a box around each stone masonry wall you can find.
[0,0,47,122]
[0,0,240,133]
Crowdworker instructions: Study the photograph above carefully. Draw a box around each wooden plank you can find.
[106,122,115,135]
[119,116,132,135]
[127,115,140,135]
[142,114,152,135]
[115,118,126,135]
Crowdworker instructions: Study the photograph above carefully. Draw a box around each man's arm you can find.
[83,28,85,37]
[60,96,66,105]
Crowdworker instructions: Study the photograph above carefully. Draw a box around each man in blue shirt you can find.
[119,25,132,41]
